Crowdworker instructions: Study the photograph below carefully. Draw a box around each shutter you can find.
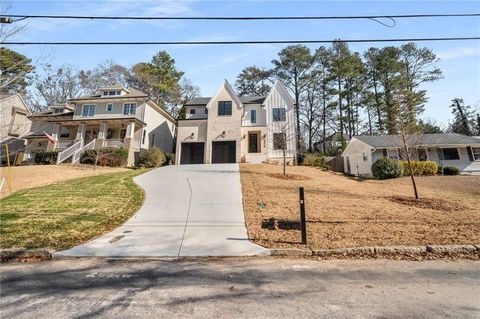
[466,147,474,161]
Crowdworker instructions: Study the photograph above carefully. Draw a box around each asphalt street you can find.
[1,258,479,318]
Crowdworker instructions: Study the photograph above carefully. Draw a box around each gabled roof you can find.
[185,95,266,106]
[206,80,242,110]
[0,93,32,114]
[354,133,480,148]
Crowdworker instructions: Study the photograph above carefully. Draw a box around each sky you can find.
[4,0,480,126]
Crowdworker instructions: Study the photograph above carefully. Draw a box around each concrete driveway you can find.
[57,164,267,257]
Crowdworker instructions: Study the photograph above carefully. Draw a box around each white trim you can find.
[106,103,113,112]
[123,102,137,116]
[471,146,480,161]
[440,147,461,160]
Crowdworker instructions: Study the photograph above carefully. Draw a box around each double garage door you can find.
[180,141,236,164]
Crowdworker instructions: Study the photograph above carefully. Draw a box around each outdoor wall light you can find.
[221,131,226,138]
[190,133,194,138]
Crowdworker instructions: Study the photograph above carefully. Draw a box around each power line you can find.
[3,37,480,46]
[2,13,479,20]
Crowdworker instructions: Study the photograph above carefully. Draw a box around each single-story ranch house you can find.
[342,133,480,177]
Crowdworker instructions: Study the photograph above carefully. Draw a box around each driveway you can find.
[56,164,267,257]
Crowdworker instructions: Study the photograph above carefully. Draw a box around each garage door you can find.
[180,142,205,164]
[212,141,236,163]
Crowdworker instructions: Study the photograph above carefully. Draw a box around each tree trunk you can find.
[322,82,327,154]
[372,76,383,133]
[294,72,301,150]
[346,81,353,139]
[337,78,344,146]
[401,130,419,199]
[283,148,286,175]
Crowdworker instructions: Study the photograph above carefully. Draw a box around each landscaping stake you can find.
[299,187,307,245]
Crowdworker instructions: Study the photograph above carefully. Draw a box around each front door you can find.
[248,133,258,153]
[212,141,236,163]
[85,128,98,143]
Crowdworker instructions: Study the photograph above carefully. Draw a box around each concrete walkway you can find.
[56,164,267,257]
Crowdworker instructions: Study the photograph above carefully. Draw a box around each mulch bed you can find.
[388,196,465,212]
[267,173,311,180]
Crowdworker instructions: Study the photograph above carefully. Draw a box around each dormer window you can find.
[102,90,122,96]
[54,108,64,114]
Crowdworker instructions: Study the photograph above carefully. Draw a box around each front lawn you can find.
[240,164,480,250]
[0,169,147,250]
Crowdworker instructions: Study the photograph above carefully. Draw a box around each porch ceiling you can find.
[47,117,146,127]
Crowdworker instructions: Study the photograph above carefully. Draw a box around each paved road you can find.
[57,164,266,257]
[1,259,479,318]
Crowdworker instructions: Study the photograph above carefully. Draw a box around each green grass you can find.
[0,169,148,250]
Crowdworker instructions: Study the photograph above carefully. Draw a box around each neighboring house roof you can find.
[28,109,74,119]
[185,95,267,106]
[0,93,32,114]
[354,133,480,148]
[69,87,148,101]
[0,93,16,100]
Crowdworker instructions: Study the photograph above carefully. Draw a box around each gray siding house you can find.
[342,133,480,177]
[24,86,176,166]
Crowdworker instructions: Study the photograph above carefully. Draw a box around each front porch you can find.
[47,118,144,166]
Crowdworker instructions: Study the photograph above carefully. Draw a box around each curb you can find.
[269,244,480,258]
[0,248,53,262]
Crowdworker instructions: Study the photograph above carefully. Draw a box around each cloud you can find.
[437,47,480,61]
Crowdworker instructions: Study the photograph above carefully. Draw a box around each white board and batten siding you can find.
[264,82,296,160]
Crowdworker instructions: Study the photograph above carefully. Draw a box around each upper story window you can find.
[205,108,208,115]
[272,108,286,121]
[218,101,232,116]
[82,105,96,117]
[442,148,460,160]
[102,90,122,96]
[107,103,113,112]
[190,108,196,115]
[123,103,136,115]
[53,108,64,114]
[251,110,257,124]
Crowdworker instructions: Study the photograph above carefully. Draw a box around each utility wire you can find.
[3,37,480,46]
[2,13,479,20]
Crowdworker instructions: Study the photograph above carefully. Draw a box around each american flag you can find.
[43,131,56,144]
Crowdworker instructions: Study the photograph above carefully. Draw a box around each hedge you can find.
[34,151,58,165]
[372,157,403,180]
[442,166,460,175]
[400,160,438,176]
[80,147,128,167]
[138,148,166,168]
[302,153,329,169]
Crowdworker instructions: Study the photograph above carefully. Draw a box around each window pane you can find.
[442,148,460,160]
[218,101,232,115]
[251,110,256,123]
[123,105,129,115]
[225,101,232,115]
[88,105,95,116]
[273,133,286,150]
[82,106,89,117]
[473,147,480,160]
[129,103,136,115]
[273,108,286,121]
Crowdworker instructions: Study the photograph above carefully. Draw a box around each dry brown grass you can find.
[240,164,480,250]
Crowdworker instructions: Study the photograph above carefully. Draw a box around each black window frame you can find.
[218,101,232,116]
[189,108,196,115]
[273,133,286,150]
[442,148,460,160]
[272,108,286,122]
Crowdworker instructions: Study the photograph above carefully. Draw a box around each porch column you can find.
[124,122,136,167]
[75,123,86,147]
[97,123,108,148]
[47,124,60,151]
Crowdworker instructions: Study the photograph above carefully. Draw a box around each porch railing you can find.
[56,140,76,150]
[57,140,82,164]
[72,139,96,164]
[104,139,125,148]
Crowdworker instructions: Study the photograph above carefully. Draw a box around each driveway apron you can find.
[56,164,267,257]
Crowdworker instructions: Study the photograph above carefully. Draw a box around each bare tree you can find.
[0,1,27,43]
[272,122,295,175]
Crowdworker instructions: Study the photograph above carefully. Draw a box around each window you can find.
[59,127,70,138]
[417,148,428,161]
[363,152,368,161]
[472,147,480,161]
[120,129,127,139]
[107,103,113,112]
[205,108,208,115]
[442,148,460,160]
[103,91,108,96]
[251,110,257,124]
[116,90,121,95]
[142,130,146,144]
[272,108,286,121]
[123,103,136,115]
[54,108,64,114]
[150,133,155,147]
[108,90,116,96]
[190,108,196,115]
[386,149,399,160]
[273,133,286,150]
[218,101,232,116]
[82,105,96,117]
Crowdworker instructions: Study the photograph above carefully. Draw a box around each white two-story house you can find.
[175,80,296,165]
[24,86,176,166]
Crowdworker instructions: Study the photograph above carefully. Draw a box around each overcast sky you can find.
[5,0,480,126]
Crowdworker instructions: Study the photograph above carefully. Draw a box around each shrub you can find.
[296,154,305,165]
[442,166,460,175]
[34,151,58,165]
[400,160,438,176]
[372,157,403,180]
[302,153,329,169]
[437,165,444,175]
[165,153,175,165]
[138,148,166,168]
[80,147,128,167]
